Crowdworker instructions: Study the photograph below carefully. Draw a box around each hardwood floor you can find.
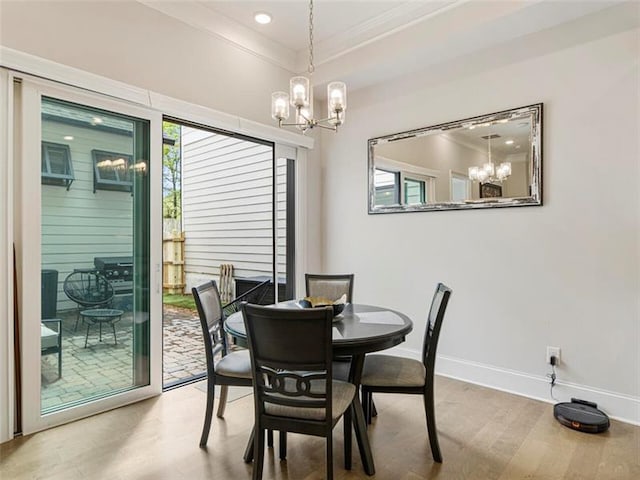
[1,376,638,479]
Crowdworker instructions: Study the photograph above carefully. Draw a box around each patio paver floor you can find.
[41,304,205,412]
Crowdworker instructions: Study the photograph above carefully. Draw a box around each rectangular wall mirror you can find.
[368,103,542,214]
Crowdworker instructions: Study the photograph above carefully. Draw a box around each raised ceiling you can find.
[140,1,635,94]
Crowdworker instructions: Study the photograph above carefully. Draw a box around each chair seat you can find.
[214,350,252,379]
[361,354,426,387]
[41,324,59,350]
[265,380,356,421]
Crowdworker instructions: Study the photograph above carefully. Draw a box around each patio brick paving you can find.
[41,304,205,412]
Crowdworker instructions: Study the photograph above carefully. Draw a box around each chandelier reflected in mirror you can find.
[271,0,347,133]
[468,134,512,183]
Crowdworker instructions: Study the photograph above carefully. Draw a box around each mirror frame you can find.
[367,103,543,214]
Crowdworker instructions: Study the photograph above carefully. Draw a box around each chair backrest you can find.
[63,270,114,307]
[222,279,271,317]
[242,303,334,421]
[305,273,354,303]
[422,283,452,371]
[192,280,228,372]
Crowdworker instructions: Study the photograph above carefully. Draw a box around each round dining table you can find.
[224,302,413,476]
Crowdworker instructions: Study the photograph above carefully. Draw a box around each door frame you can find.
[15,75,163,435]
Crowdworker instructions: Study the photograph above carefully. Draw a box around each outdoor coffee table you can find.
[81,308,123,347]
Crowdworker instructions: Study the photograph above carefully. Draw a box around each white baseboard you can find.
[389,346,640,426]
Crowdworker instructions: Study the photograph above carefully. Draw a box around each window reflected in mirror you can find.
[368,104,542,213]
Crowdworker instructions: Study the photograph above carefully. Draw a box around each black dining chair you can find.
[193,280,253,447]
[242,303,358,480]
[305,273,354,303]
[360,283,452,463]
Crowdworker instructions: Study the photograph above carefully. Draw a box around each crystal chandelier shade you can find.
[468,135,512,183]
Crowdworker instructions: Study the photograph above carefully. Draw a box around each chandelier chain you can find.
[488,135,492,163]
[308,0,315,74]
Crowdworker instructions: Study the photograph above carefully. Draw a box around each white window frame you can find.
[0,68,15,443]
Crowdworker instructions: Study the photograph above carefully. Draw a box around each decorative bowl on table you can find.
[298,294,347,320]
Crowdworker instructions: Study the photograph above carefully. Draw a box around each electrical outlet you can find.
[546,346,561,365]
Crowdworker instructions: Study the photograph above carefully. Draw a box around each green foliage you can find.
[163,121,182,220]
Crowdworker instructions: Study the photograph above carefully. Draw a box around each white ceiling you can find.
[140,1,636,95]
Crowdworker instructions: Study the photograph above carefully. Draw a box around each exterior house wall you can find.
[42,119,133,312]
[181,128,288,295]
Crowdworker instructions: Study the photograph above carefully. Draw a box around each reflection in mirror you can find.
[368,104,542,213]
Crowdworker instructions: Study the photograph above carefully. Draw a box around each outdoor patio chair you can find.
[360,283,452,463]
[221,278,271,318]
[63,270,114,330]
[41,319,62,379]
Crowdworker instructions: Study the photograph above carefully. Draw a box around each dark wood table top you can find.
[224,302,413,356]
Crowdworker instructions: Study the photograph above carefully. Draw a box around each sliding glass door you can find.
[17,78,162,434]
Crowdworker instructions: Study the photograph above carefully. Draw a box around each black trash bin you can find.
[41,269,59,319]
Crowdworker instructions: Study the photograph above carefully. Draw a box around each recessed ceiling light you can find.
[63,135,74,141]
[505,140,514,145]
[254,12,272,25]
[92,117,103,124]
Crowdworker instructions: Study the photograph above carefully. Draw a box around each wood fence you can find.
[163,233,185,294]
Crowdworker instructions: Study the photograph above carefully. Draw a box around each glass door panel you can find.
[39,97,151,413]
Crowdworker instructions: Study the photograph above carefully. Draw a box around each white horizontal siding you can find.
[42,119,133,311]
[182,127,289,293]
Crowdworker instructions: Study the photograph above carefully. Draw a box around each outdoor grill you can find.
[94,256,133,294]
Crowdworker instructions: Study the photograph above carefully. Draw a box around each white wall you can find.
[320,29,640,422]
[0,1,292,125]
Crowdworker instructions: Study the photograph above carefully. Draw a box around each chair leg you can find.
[423,390,442,463]
[279,431,287,460]
[199,377,215,447]
[57,350,62,379]
[326,433,334,480]
[244,425,255,463]
[216,385,229,418]
[84,322,91,348]
[112,322,117,345]
[253,427,265,480]
[371,397,378,418]
[361,388,372,424]
[267,429,273,448]
[343,406,352,470]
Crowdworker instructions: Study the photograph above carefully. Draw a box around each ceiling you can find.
[140,1,635,95]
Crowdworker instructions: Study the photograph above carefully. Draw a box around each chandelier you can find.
[271,0,346,133]
[468,134,511,183]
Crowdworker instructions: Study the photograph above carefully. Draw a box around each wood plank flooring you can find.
[1,376,638,479]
